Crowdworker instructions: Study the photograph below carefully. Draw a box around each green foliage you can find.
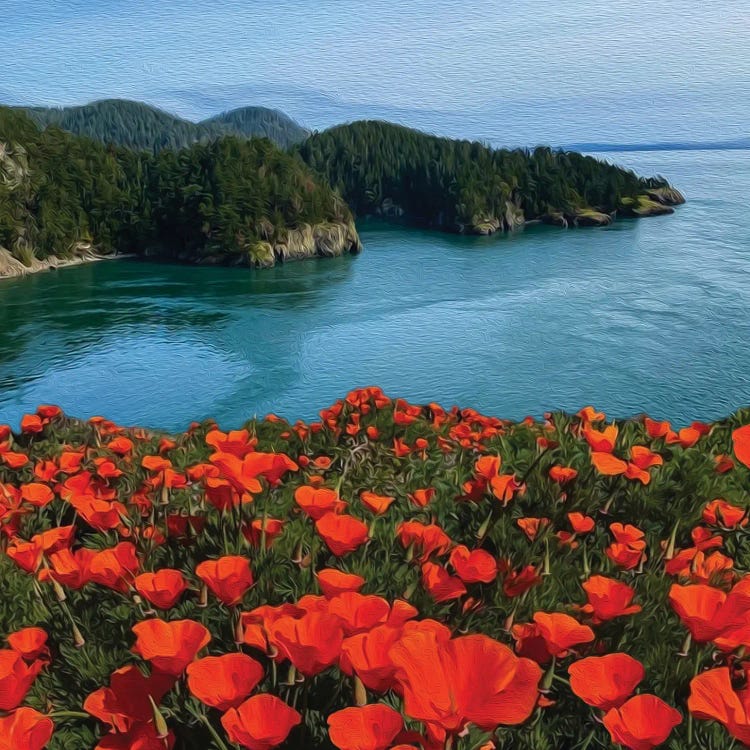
[20,99,309,152]
[0,108,351,266]
[297,120,673,231]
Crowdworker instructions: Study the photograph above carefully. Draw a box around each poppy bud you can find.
[353,675,367,706]
[664,521,679,561]
[148,695,169,739]
[198,582,208,608]
[72,621,86,649]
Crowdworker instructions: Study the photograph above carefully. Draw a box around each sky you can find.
[2,0,748,147]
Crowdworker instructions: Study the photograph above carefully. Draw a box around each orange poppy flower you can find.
[134,569,188,610]
[221,694,301,750]
[327,704,403,750]
[602,694,681,750]
[19,483,54,508]
[517,517,550,542]
[0,650,44,710]
[205,428,257,458]
[41,547,96,589]
[449,545,498,584]
[531,612,594,658]
[317,569,366,598]
[668,583,730,642]
[131,618,211,674]
[568,653,645,710]
[583,424,618,452]
[396,522,453,560]
[186,653,264,711]
[567,512,595,534]
[549,466,578,484]
[578,406,605,423]
[270,612,344,676]
[490,474,522,505]
[315,514,369,556]
[581,576,641,622]
[106,437,134,456]
[360,491,396,515]
[389,630,541,735]
[7,628,48,661]
[20,414,44,434]
[688,667,750,745]
[408,488,435,508]
[1,452,29,469]
[294,486,343,520]
[0,707,54,750]
[703,499,746,528]
[195,556,254,606]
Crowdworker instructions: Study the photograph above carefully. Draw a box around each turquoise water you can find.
[1,148,749,431]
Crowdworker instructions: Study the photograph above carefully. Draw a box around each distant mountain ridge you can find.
[17,98,309,151]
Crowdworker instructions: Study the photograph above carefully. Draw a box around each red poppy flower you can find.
[421,562,467,603]
[221,694,301,750]
[732,425,750,468]
[132,619,211,674]
[327,594,391,635]
[568,654,645,710]
[703,499,746,528]
[186,653,264,711]
[396,521,452,561]
[0,651,44,710]
[270,612,344,676]
[606,524,647,570]
[295,486,344,520]
[389,630,541,735]
[449,546,498,584]
[503,565,541,598]
[517,517,550,541]
[317,569,366,598]
[243,518,285,548]
[688,667,750,745]
[315,514,369,556]
[7,628,48,661]
[602,694,681,750]
[135,569,188,610]
[340,624,403,693]
[581,576,641,622]
[327,704,403,750]
[84,664,176,733]
[196,556,254,606]
[20,414,43,434]
[0,707,54,750]
[89,543,140,592]
[714,454,735,473]
[531,612,594,658]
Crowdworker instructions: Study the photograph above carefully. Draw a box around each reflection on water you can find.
[1,149,750,430]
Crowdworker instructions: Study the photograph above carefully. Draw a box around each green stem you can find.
[200,713,231,750]
[49,711,91,720]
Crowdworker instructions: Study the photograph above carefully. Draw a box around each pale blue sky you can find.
[2,0,748,145]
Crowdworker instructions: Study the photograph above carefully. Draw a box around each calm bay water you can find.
[1,148,749,431]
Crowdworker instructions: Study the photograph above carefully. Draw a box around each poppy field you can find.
[3,387,750,750]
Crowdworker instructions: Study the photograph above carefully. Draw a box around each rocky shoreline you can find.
[0,245,136,280]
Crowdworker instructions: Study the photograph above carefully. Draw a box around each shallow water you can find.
[1,148,749,431]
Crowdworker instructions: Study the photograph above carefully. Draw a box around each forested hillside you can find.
[0,107,357,272]
[298,120,685,234]
[19,99,309,152]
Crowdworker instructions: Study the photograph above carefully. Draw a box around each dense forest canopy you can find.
[18,99,309,152]
[298,120,681,233]
[0,107,354,270]
[0,107,683,272]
